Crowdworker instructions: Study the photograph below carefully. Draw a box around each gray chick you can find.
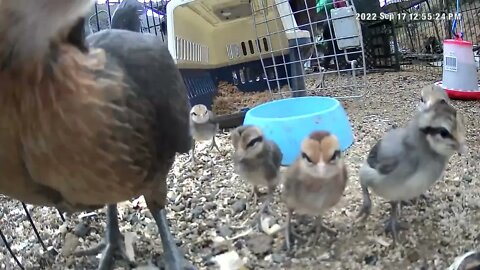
[189,104,220,165]
[418,83,450,112]
[356,100,466,246]
[403,84,451,206]
[231,125,283,222]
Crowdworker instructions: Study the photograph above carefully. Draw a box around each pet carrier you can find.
[167,0,368,112]
[166,0,297,109]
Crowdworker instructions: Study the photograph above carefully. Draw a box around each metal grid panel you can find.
[250,0,368,100]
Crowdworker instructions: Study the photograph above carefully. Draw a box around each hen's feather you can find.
[0,28,191,211]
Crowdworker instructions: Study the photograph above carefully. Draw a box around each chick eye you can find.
[421,127,453,139]
[330,150,341,161]
[420,97,424,102]
[301,152,312,163]
[420,127,432,134]
[192,112,197,116]
[438,127,452,138]
[246,136,263,148]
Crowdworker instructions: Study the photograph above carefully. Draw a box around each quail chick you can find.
[418,84,450,111]
[231,125,282,222]
[282,131,348,251]
[189,104,220,165]
[406,85,452,206]
[357,100,466,246]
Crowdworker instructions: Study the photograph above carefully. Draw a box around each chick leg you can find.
[356,185,372,222]
[307,217,337,246]
[284,210,307,251]
[258,185,274,215]
[250,185,261,205]
[384,201,409,246]
[284,208,293,251]
[254,185,275,228]
[315,217,337,237]
[74,204,133,270]
[208,136,221,153]
[188,139,196,165]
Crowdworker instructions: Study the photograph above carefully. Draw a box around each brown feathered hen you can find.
[0,1,192,269]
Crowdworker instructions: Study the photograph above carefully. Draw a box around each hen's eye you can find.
[420,97,424,102]
[301,152,312,163]
[330,150,341,161]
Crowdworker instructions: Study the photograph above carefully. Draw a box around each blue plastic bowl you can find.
[243,96,354,166]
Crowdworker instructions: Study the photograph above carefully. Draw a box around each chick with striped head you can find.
[189,104,220,165]
[357,100,466,246]
[231,125,283,224]
[418,84,450,112]
[404,84,452,206]
[282,131,348,251]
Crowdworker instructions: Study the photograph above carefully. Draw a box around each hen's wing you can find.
[19,29,192,207]
[87,30,192,158]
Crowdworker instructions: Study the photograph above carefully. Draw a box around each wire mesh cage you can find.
[381,0,480,73]
[249,0,368,100]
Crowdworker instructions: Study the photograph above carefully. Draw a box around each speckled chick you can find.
[418,84,450,111]
[357,100,466,246]
[231,125,283,220]
[189,104,220,164]
[282,131,348,251]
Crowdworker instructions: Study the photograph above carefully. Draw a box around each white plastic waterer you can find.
[441,38,478,91]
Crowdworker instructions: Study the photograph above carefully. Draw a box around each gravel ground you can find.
[1,70,479,270]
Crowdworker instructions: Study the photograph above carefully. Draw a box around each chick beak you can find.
[316,160,327,175]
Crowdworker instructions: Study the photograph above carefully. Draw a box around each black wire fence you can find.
[88,0,168,40]
[383,0,480,73]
